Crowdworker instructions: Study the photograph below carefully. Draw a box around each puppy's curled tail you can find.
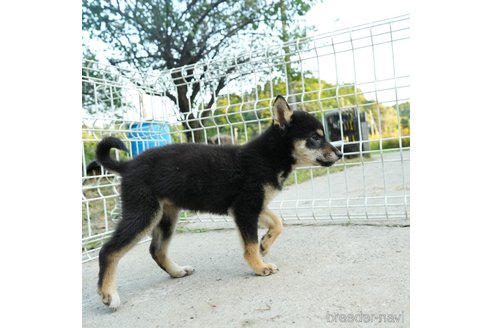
[96,137,129,174]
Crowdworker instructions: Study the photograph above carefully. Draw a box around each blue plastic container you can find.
[128,122,172,156]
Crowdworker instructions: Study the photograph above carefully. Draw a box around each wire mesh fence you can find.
[82,15,410,262]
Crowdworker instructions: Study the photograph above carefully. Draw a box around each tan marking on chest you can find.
[263,184,279,209]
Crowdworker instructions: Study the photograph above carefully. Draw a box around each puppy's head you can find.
[272,95,342,167]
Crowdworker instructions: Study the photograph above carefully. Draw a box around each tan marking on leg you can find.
[259,209,283,256]
[99,201,164,309]
[98,253,121,309]
[98,237,146,309]
[243,243,278,276]
[151,203,194,278]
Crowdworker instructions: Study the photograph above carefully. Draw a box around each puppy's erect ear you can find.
[272,95,293,129]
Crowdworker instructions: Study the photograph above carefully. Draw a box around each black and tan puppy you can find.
[95,96,342,309]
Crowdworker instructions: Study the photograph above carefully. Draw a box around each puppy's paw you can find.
[170,265,195,278]
[255,263,278,276]
[98,288,120,310]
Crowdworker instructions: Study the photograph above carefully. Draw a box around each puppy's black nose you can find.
[336,151,343,159]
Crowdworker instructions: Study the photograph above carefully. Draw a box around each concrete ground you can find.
[82,225,409,327]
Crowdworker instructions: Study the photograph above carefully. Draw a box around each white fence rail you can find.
[82,15,410,262]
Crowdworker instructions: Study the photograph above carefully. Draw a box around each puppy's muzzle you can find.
[317,147,342,167]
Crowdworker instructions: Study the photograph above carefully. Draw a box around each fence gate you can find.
[82,15,410,262]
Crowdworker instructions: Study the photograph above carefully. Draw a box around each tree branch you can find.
[180,0,229,64]
[190,64,208,103]
[194,17,265,62]
[205,58,249,109]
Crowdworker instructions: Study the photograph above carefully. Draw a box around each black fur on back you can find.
[97,123,292,215]
[96,108,332,216]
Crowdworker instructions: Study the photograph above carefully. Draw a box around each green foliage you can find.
[370,138,410,151]
[197,72,411,147]
[396,102,410,130]
[83,138,98,164]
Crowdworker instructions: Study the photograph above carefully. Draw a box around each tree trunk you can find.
[173,74,205,143]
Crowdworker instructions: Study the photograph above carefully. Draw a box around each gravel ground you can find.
[82,225,409,327]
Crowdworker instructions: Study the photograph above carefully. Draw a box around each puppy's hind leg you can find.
[97,190,162,310]
[149,202,194,278]
[259,209,283,256]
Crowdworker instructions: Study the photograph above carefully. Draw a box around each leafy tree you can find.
[396,102,410,130]
[82,0,317,141]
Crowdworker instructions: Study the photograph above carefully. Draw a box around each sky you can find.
[306,0,410,34]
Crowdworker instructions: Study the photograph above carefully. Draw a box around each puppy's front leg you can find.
[232,207,279,276]
[259,209,283,256]
[243,242,278,276]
